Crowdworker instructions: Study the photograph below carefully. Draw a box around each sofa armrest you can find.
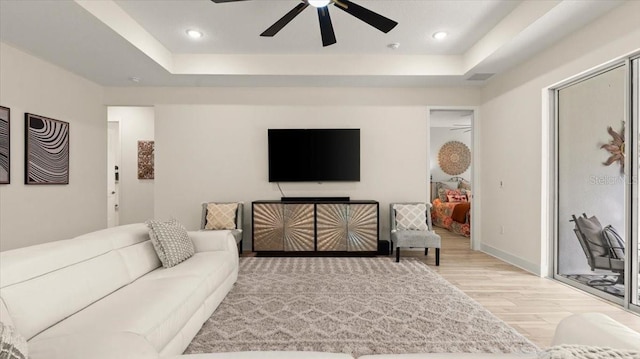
[29,332,159,359]
[551,313,640,350]
[189,230,238,255]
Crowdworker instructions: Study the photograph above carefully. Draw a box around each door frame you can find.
[427,106,480,250]
[546,52,640,313]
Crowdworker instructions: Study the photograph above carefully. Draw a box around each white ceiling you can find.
[0,0,623,87]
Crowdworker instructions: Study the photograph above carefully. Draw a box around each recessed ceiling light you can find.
[432,31,448,40]
[186,29,203,39]
[308,0,331,8]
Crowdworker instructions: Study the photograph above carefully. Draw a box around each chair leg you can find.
[396,247,400,262]
[425,248,429,256]
[435,248,440,266]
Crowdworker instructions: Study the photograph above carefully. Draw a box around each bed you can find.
[430,177,471,237]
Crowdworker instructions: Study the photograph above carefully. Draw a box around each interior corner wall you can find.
[107,107,155,225]
[478,0,640,275]
[153,105,429,248]
[0,42,106,251]
[430,128,472,182]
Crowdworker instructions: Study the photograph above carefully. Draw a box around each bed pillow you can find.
[0,322,28,359]
[446,189,467,202]
[436,181,459,201]
[146,219,195,268]
[394,204,428,231]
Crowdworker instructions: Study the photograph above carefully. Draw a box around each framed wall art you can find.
[0,106,9,184]
[438,140,471,176]
[25,113,69,185]
[137,140,154,180]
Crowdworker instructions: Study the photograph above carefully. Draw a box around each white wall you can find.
[479,1,640,275]
[103,86,481,250]
[430,127,472,182]
[154,105,429,248]
[0,42,106,251]
[107,107,155,225]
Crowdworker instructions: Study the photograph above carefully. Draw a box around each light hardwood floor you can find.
[400,230,640,348]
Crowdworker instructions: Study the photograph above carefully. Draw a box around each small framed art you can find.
[137,140,154,179]
[0,106,9,184]
[25,113,69,184]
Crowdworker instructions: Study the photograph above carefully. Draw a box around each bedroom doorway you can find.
[428,109,475,248]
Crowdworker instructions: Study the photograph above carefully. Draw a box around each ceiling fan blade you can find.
[210,0,251,3]
[317,7,337,47]
[261,2,309,37]
[333,0,397,33]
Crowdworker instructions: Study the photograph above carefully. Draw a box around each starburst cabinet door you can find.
[283,203,315,251]
[347,204,378,251]
[316,204,348,251]
[253,203,284,251]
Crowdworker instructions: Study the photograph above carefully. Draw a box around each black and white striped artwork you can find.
[25,113,69,185]
[0,106,9,184]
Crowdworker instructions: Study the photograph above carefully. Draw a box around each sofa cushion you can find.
[176,352,354,359]
[1,250,132,340]
[0,224,154,339]
[0,322,28,359]
[32,251,236,352]
[29,332,159,359]
[146,219,195,268]
[551,313,640,350]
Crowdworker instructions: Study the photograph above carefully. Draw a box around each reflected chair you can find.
[570,213,624,285]
[390,203,441,265]
[201,202,244,254]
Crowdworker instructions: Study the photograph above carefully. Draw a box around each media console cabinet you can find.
[252,200,382,255]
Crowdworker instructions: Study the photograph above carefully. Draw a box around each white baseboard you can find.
[480,243,541,276]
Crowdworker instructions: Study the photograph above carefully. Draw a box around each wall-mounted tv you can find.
[268,129,360,182]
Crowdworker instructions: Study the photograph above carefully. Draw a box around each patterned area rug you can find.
[186,257,539,356]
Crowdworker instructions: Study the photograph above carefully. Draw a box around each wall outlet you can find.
[500,225,505,234]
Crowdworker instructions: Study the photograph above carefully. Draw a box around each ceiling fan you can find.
[450,124,471,133]
[210,0,398,47]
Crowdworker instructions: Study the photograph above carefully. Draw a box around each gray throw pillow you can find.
[0,322,28,359]
[145,219,195,268]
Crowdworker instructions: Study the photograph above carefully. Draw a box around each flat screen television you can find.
[268,129,360,182]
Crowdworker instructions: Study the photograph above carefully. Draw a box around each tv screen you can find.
[268,129,360,182]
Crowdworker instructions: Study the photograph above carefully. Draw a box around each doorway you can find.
[428,109,476,248]
[107,121,120,227]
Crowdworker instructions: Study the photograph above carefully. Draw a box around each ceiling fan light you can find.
[308,0,331,8]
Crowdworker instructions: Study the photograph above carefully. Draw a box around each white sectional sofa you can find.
[0,223,239,359]
[2,223,639,359]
